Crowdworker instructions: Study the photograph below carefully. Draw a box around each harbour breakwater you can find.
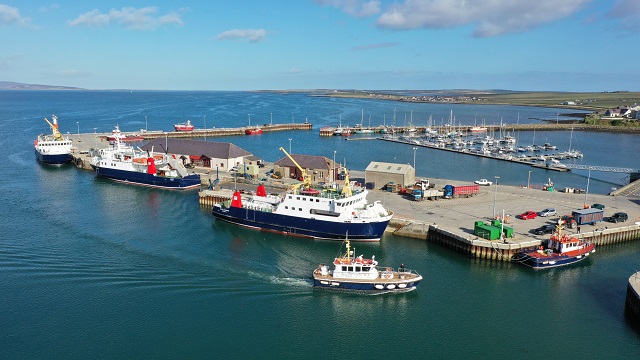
[626,271,640,324]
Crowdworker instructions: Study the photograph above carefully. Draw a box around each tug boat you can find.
[34,115,73,164]
[312,238,423,292]
[174,120,194,131]
[515,223,595,269]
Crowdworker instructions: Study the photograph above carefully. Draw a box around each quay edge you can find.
[626,272,640,325]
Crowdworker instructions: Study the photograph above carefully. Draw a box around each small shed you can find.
[364,161,415,190]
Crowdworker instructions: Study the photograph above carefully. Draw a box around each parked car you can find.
[605,212,628,223]
[230,166,238,172]
[519,210,538,220]
[538,208,557,217]
[533,224,556,235]
[591,203,605,210]
[474,179,493,186]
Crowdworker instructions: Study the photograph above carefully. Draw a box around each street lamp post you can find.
[333,150,337,182]
[204,115,207,141]
[584,169,592,206]
[145,116,147,131]
[270,113,273,126]
[288,138,292,154]
[493,176,500,217]
[527,170,532,189]
[76,122,79,135]
[412,147,417,171]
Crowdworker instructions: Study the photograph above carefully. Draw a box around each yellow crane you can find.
[43,115,63,141]
[279,147,310,194]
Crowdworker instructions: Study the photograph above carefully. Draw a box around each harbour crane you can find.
[43,114,63,141]
[279,147,311,194]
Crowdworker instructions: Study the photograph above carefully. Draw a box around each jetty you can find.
[380,137,572,172]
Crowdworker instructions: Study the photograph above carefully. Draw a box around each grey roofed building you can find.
[274,154,334,183]
[364,161,415,190]
[140,138,252,170]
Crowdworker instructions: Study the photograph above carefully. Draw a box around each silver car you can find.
[538,208,557,217]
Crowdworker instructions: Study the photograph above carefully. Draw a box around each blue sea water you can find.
[1,91,639,359]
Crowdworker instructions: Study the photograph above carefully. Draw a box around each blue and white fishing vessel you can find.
[89,136,201,190]
[34,115,73,164]
[211,148,392,241]
[312,238,422,292]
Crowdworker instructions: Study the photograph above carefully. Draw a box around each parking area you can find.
[362,175,640,243]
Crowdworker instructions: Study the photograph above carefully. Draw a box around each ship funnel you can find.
[231,191,243,208]
[52,114,58,129]
[147,157,157,174]
[256,184,267,197]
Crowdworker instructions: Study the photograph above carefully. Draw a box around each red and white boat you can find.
[245,128,263,135]
[515,224,595,269]
[107,124,144,142]
[174,120,194,131]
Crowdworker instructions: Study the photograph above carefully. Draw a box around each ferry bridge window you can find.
[363,267,370,271]
[342,266,347,271]
[348,266,353,271]
[299,208,302,211]
[355,267,361,272]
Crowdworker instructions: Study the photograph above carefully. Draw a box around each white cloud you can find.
[315,0,381,17]
[609,0,640,31]
[68,7,184,30]
[0,4,29,26]
[375,0,589,37]
[216,29,267,43]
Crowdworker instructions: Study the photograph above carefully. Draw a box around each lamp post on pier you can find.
[288,138,292,154]
[76,122,79,135]
[527,170,532,189]
[204,115,207,141]
[493,176,500,217]
[584,169,592,206]
[333,150,337,182]
[412,147,417,172]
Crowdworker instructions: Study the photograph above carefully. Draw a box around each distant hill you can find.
[0,81,83,90]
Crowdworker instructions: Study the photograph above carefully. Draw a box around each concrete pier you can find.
[626,271,640,324]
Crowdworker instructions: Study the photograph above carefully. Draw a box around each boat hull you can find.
[35,149,72,165]
[212,205,389,241]
[91,165,201,190]
[517,249,595,269]
[312,278,421,292]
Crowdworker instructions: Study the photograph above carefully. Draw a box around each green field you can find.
[320,90,640,112]
[478,91,640,110]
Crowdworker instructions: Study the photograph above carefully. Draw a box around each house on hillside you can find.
[274,153,337,183]
[140,138,253,171]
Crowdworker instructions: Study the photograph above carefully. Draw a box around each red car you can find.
[520,211,538,220]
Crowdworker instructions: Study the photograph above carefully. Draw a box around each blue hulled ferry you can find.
[34,115,73,165]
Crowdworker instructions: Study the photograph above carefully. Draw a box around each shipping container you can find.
[571,208,604,225]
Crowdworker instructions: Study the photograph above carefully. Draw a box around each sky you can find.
[1,0,639,91]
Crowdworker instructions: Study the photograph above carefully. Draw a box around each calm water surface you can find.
[1,91,639,359]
